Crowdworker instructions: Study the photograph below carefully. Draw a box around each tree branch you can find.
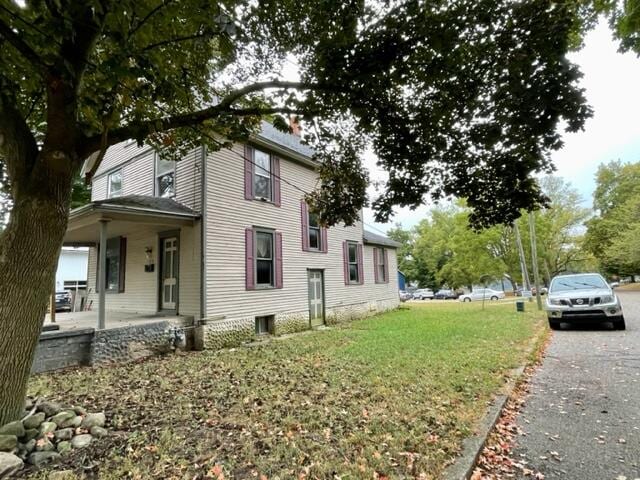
[80,80,330,158]
[0,15,49,75]
[0,86,39,192]
[140,31,217,52]
[128,0,174,38]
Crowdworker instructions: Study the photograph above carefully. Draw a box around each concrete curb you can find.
[442,328,546,480]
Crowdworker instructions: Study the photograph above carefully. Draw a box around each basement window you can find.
[255,315,274,335]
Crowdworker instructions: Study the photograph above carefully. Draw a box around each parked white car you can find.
[413,288,435,300]
[458,288,505,302]
[546,273,625,330]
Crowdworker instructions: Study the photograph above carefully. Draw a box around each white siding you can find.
[203,143,399,322]
[91,143,202,212]
[86,223,201,316]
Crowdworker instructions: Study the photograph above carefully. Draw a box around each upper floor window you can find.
[254,150,272,201]
[308,212,321,250]
[156,156,175,198]
[244,145,281,206]
[108,170,123,198]
[375,247,388,283]
[301,202,328,253]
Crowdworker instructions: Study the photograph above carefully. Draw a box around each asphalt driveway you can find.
[513,291,640,479]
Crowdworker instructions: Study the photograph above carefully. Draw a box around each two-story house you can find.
[63,122,400,348]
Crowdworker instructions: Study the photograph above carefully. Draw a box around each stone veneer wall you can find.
[202,298,399,350]
[91,321,174,365]
[32,318,195,373]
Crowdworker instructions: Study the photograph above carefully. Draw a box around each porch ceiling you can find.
[64,195,200,245]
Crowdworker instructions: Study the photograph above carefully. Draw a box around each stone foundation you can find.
[202,297,400,350]
[32,317,194,373]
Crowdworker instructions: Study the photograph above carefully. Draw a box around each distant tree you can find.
[585,161,640,275]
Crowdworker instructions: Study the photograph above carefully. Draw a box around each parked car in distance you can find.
[55,290,72,312]
[546,273,625,330]
[399,290,412,302]
[458,288,505,302]
[413,288,435,300]
[434,289,459,300]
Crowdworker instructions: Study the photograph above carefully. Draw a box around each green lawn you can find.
[27,302,544,479]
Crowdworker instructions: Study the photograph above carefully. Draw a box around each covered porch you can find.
[62,195,202,330]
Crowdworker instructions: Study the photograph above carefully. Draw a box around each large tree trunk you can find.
[0,159,73,425]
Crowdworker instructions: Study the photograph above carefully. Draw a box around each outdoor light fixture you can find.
[145,247,155,272]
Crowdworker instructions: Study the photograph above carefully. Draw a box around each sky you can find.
[362,20,640,234]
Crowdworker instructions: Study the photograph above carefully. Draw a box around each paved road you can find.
[513,291,640,479]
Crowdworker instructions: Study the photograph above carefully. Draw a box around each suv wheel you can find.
[464,297,471,302]
[613,316,626,330]
[548,319,561,330]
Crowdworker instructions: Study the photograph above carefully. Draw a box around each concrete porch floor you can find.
[43,311,189,331]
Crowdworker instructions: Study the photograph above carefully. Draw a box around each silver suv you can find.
[546,273,625,330]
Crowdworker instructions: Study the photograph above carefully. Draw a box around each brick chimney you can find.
[289,115,302,136]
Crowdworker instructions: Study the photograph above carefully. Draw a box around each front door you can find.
[161,236,178,310]
[308,270,325,327]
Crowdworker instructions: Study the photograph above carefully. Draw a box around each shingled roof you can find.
[363,230,402,248]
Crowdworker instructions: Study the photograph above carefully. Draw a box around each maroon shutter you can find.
[384,249,390,283]
[373,247,379,284]
[244,145,254,200]
[245,228,255,290]
[301,201,309,251]
[357,244,364,285]
[275,232,283,289]
[343,241,349,285]
[320,227,328,253]
[119,237,127,293]
[272,156,281,207]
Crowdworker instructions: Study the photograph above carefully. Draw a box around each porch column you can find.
[98,219,109,330]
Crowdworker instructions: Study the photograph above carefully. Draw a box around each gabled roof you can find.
[363,230,402,248]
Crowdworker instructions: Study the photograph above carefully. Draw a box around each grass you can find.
[26,302,545,480]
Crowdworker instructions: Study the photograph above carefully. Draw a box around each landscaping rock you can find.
[80,413,105,429]
[54,428,73,442]
[0,452,23,477]
[56,441,71,455]
[23,412,46,430]
[48,470,77,480]
[0,420,25,437]
[24,439,36,453]
[38,402,62,417]
[27,451,60,466]
[70,434,92,449]
[39,422,57,435]
[36,438,55,452]
[23,428,39,441]
[50,411,75,427]
[72,406,87,416]
[24,398,34,411]
[89,426,108,438]
[59,416,81,429]
[0,435,17,452]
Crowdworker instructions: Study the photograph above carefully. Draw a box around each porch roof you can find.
[64,195,200,245]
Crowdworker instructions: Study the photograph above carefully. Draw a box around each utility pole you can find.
[513,220,532,300]
[528,212,543,311]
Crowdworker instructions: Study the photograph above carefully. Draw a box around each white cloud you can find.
[364,19,640,233]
